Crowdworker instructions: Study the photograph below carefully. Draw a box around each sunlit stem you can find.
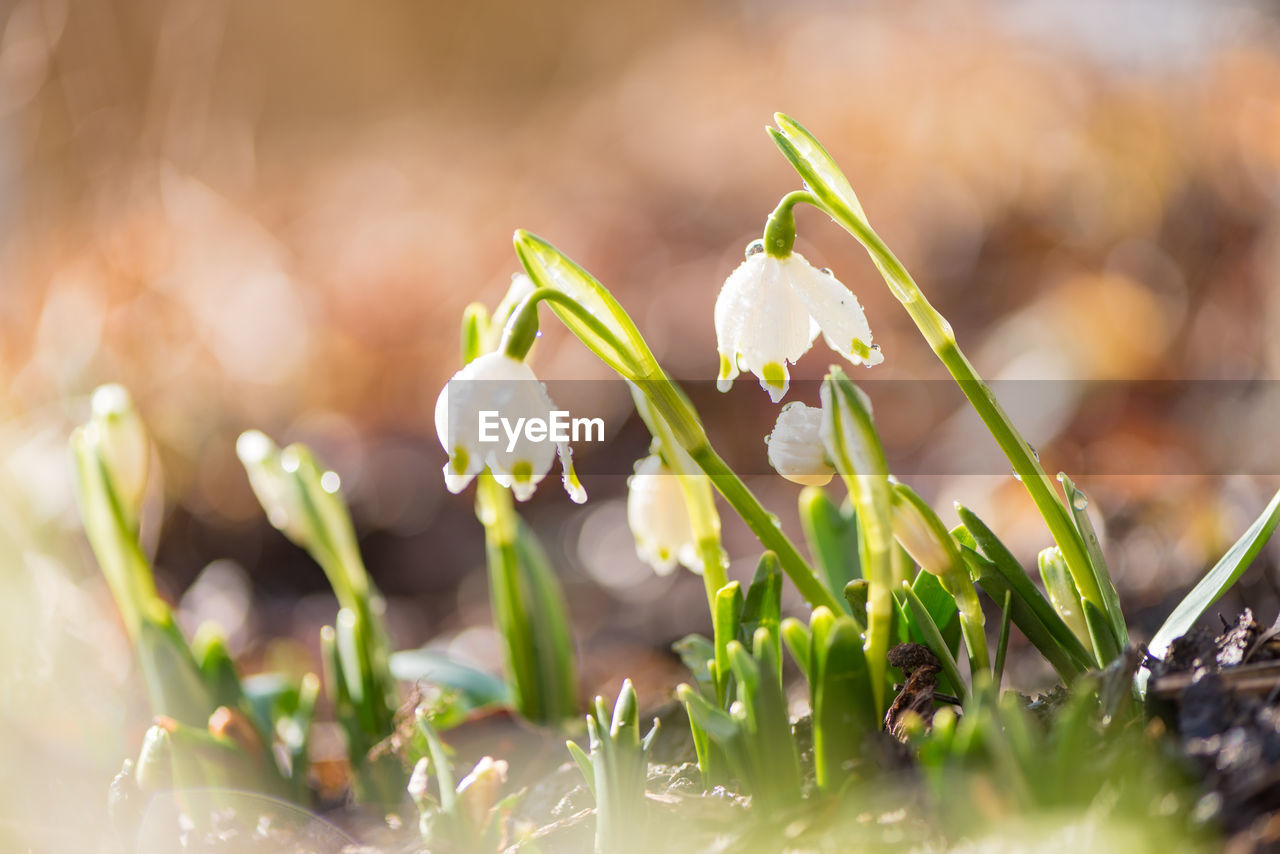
[762,190,815,258]
[797,194,1106,622]
[501,287,643,374]
[475,470,545,721]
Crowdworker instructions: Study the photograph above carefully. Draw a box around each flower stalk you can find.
[820,367,894,713]
[768,113,1124,650]
[512,230,842,613]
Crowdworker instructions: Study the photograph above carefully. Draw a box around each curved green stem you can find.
[686,443,842,614]
[502,288,641,376]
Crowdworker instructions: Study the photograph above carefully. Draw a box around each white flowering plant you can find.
[69,114,1280,852]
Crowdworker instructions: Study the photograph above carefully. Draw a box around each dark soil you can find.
[1149,609,1280,852]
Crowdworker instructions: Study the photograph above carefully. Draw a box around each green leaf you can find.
[843,579,869,631]
[1144,488,1280,677]
[993,589,1013,691]
[779,618,812,680]
[954,507,1095,672]
[1058,474,1128,647]
[741,552,782,680]
[671,634,716,697]
[676,684,739,743]
[1084,600,1121,667]
[910,570,961,657]
[960,546,1085,682]
[389,648,511,710]
[769,113,869,226]
[713,582,744,705]
[514,519,581,721]
[512,230,654,380]
[895,583,967,703]
[799,487,861,608]
[811,616,875,791]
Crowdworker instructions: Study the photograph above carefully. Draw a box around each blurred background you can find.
[4,0,1280,845]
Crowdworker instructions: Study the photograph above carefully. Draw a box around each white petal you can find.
[783,254,883,368]
[714,255,815,402]
[626,455,698,575]
[766,402,834,486]
[557,442,587,504]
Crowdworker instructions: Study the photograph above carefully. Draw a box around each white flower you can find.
[715,249,882,403]
[434,351,585,503]
[765,402,834,486]
[626,454,699,575]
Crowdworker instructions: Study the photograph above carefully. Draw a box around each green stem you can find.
[502,288,640,373]
[762,191,814,258]
[687,444,842,614]
[813,201,1105,619]
[476,472,544,722]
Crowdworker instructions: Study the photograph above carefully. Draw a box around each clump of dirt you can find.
[1150,608,1280,852]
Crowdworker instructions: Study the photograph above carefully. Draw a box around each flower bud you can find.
[88,384,151,531]
[765,402,833,486]
[455,755,508,831]
[236,430,311,545]
[889,482,961,578]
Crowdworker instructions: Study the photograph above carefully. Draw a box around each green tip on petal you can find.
[512,460,534,483]
[451,446,470,475]
[851,339,871,360]
[718,354,733,381]
[763,362,787,390]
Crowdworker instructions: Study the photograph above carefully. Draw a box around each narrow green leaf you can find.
[566,740,595,795]
[811,616,875,791]
[993,589,1013,691]
[713,582,744,705]
[780,617,812,680]
[1058,474,1128,647]
[799,487,861,609]
[910,570,961,657]
[954,507,1095,671]
[769,114,869,225]
[1083,600,1121,667]
[960,547,1085,682]
[1145,488,1280,672]
[514,518,580,721]
[676,684,739,742]
[843,580,869,631]
[895,583,967,703]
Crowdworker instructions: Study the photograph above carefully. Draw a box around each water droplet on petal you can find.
[819,267,833,276]
[745,239,765,258]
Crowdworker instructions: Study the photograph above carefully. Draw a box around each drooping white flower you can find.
[434,351,585,503]
[715,248,882,403]
[626,454,699,575]
[765,402,834,486]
